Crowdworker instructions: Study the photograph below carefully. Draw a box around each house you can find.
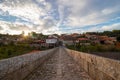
[70,33,80,38]
[86,34,100,44]
[98,36,116,45]
[60,35,75,46]
[30,40,48,48]
[46,36,59,48]
[77,38,90,45]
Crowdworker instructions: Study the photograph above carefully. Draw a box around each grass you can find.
[0,44,37,60]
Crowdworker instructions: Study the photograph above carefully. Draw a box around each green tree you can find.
[117,36,120,42]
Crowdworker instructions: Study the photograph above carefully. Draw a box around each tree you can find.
[31,32,37,37]
[117,36,120,42]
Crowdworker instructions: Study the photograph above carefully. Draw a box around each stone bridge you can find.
[0,47,120,80]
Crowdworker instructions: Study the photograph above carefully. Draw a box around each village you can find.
[1,30,120,60]
[0,31,120,48]
[0,30,120,48]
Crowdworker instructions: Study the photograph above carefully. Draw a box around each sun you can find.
[24,32,28,36]
[22,31,29,37]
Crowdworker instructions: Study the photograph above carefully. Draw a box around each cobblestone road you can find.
[25,47,92,80]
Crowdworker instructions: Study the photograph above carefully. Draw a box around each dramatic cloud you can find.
[0,0,120,34]
[57,0,120,27]
[0,25,3,30]
[101,23,120,31]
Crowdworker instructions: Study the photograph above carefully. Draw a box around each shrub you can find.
[66,44,120,52]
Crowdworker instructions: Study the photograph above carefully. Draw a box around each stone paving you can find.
[25,47,92,80]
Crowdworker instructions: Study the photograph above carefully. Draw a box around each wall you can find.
[65,48,120,80]
[0,48,58,80]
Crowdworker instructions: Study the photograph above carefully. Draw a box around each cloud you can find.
[0,0,45,23]
[0,0,58,34]
[0,21,32,34]
[0,25,3,30]
[57,0,120,27]
[80,23,120,33]
[0,0,120,34]
[101,23,120,31]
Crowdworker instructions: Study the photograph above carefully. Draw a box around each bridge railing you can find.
[65,48,120,80]
[0,48,58,80]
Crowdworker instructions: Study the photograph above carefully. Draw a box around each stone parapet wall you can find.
[0,48,58,80]
[65,48,120,80]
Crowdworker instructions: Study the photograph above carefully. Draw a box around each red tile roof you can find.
[34,40,45,43]
[77,38,89,41]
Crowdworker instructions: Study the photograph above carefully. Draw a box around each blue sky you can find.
[0,0,120,35]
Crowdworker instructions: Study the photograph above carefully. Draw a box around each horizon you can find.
[0,29,120,36]
[0,0,120,35]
